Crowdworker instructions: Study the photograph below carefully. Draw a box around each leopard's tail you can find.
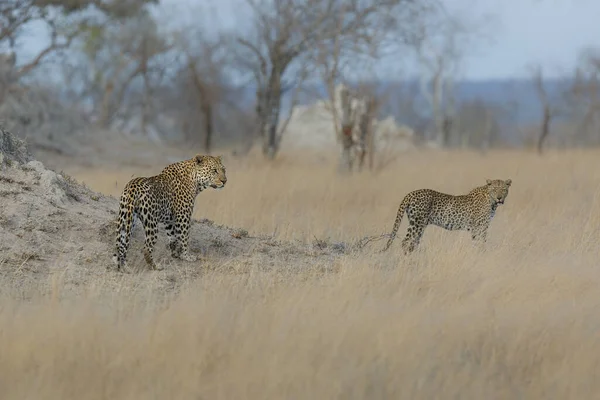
[113,186,137,269]
[382,195,410,252]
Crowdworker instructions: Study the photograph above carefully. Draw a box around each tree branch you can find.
[237,37,268,80]
[15,20,82,78]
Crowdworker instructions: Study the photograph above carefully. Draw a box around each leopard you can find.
[382,179,512,254]
[112,154,227,271]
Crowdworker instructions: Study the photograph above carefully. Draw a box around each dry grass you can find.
[3,148,600,399]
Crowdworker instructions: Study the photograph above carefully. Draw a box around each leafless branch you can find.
[277,61,310,141]
[15,22,83,78]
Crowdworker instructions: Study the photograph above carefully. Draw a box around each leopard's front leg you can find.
[174,208,197,262]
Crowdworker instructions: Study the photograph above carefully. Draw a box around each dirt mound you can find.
[0,129,351,299]
[0,125,32,166]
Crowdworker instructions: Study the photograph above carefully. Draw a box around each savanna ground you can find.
[2,143,600,399]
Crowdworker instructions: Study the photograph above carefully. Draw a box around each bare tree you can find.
[0,0,155,86]
[312,9,370,171]
[186,53,215,154]
[236,0,438,160]
[312,11,380,173]
[0,0,162,145]
[357,92,379,171]
[532,65,560,154]
[412,9,495,147]
[563,49,600,147]
[173,33,229,153]
[413,17,466,147]
[0,1,81,108]
[338,85,359,171]
[0,0,159,148]
[303,0,438,171]
[334,83,381,173]
[75,9,173,133]
[452,98,503,151]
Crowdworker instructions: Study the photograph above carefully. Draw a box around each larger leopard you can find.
[382,179,512,253]
[113,154,227,270]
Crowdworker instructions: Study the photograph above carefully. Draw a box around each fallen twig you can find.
[354,233,391,249]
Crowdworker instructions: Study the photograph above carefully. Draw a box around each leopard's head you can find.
[485,178,511,205]
[194,154,227,190]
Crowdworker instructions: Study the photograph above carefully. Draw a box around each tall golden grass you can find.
[3,148,600,399]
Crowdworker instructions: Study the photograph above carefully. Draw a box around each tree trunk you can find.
[537,106,551,154]
[442,115,453,148]
[202,100,213,154]
[188,60,215,154]
[259,71,283,160]
[480,109,491,154]
[99,81,114,128]
[432,71,445,146]
[339,86,354,172]
[358,96,376,172]
[141,62,149,136]
[340,125,354,172]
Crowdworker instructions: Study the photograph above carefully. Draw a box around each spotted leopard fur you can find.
[383,179,512,254]
[113,154,227,270]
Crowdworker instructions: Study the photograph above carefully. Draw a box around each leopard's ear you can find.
[195,154,205,164]
[216,155,223,162]
[505,179,512,186]
[486,179,492,185]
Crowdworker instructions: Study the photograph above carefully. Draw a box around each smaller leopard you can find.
[113,154,227,271]
[382,179,512,254]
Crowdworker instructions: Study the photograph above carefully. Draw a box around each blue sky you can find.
[16,0,600,81]
[453,0,600,80]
